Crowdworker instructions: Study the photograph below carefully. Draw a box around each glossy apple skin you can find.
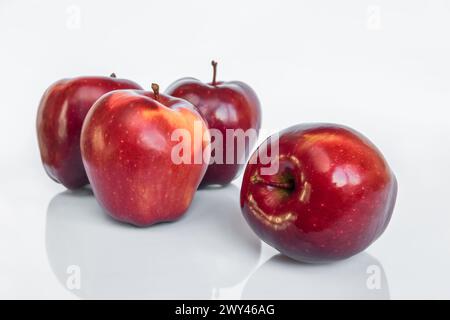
[166,78,261,186]
[80,90,210,227]
[36,76,142,189]
[240,123,397,263]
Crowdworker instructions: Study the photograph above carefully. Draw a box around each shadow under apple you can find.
[45,184,261,299]
[242,252,390,300]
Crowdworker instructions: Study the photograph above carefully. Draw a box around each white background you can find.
[1,0,450,299]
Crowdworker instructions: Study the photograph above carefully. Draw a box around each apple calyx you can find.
[211,60,218,85]
[151,83,160,101]
[110,73,117,78]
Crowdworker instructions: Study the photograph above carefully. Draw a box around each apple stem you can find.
[253,178,293,189]
[110,73,117,78]
[211,60,218,85]
[151,83,160,101]
[264,181,294,189]
[251,172,295,190]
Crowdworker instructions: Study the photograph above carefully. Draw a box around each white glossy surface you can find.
[1,0,450,299]
[46,186,260,299]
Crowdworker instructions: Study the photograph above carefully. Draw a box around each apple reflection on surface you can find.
[243,252,389,299]
[45,184,261,299]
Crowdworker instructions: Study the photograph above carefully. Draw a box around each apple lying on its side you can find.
[240,123,397,263]
[166,61,262,186]
[37,74,142,189]
[80,84,210,227]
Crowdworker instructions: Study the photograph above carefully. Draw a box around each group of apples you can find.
[37,62,397,263]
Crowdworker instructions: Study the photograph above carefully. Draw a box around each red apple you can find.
[240,123,397,263]
[36,74,142,189]
[166,61,262,186]
[80,84,210,226]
